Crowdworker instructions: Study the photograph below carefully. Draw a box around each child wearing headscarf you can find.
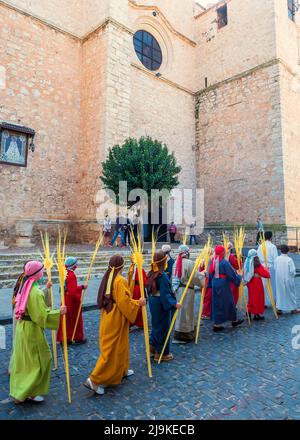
[147,251,181,362]
[161,244,175,282]
[57,257,87,345]
[211,245,244,332]
[199,249,213,320]
[172,245,206,343]
[9,262,52,374]
[85,255,146,395]
[10,261,67,404]
[244,249,270,320]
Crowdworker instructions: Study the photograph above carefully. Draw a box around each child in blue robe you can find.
[146,251,181,362]
[210,245,244,332]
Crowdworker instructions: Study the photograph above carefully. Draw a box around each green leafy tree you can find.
[100,137,181,206]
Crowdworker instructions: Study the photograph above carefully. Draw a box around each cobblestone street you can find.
[1,284,300,420]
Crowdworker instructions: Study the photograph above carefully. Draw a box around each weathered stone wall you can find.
[275,0,300,228]
[1,0,299,246]
[194,0,277,90]
[275,0,300,69]
[79,27,109,224]
[0,4,81,245]
[129,0,197,41]
[195,61,285,226]
[130,67,197,210]
[280,63,300,227]
[0,0,86,35]
[0,0,113,36]
[129,5,196,91]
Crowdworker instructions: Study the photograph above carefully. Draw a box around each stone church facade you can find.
[0,0,299,245]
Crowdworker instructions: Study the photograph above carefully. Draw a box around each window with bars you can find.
[217,4,228,29]
[133,30,162,71]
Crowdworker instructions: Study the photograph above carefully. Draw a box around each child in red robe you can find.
[57,257,87,344]
[128,256,146,329]
[244,249,270,321]
[200,258,212,319]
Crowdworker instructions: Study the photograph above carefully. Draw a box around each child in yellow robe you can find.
[85,255,146,395]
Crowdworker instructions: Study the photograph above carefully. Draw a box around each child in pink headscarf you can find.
[10,261,67,404]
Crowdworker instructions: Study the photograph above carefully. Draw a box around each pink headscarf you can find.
[14,261,44,321]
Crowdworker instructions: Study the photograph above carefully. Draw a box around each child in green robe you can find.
[10,261,67,404]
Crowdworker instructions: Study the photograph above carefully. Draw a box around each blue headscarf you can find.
[244,249,258,285]
[65,257,78,271]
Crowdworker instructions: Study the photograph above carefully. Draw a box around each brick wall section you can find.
[1,0,300,245]
[280,63,300,227]
[0,0,85,35]
[195,61,285,225]
[0,5,81,233]
[104,23,131,149]
[194,0,277,90]
[130,68,197,207]
[129,0,197,41]
[275,0,300,69]
[79,28,109,221]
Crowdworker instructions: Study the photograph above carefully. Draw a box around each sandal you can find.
[84,378,105,395]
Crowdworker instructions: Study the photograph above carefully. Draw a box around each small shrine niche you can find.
[0,122,35,167]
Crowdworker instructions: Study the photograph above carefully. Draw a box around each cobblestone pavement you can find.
[1,283,300,420]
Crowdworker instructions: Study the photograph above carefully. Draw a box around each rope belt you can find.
[179,283,194,290]
[21,315,32,322]
[151,291,161,297]
[254,274,261,278]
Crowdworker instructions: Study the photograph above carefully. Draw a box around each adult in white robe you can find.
[257,231,278,307]
[275,245,299,313]
[172,245,205,343]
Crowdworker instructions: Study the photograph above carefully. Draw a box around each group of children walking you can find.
[8,231,299,403]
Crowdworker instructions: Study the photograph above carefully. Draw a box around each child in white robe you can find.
[275,245,299,315]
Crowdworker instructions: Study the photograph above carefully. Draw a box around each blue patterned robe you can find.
[211,259,242,325]
[149,273,177,355]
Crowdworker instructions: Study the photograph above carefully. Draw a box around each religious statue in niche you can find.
[0,123,35,167]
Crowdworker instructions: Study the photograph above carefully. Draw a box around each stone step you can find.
[0,263,136,280]
[0,255,155,267]
[0,249,200,260]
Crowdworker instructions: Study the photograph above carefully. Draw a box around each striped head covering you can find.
[146,251,168,294]
[14,261,44,320]
[65,257,78,271]
[210,245,225,279]
[174,245,190,279]
[97,255,125,313]
[244,249,258,285]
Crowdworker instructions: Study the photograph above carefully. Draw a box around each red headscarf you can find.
[174,245,190,279]
[210,245,225,278]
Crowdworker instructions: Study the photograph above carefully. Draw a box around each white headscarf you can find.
[244,249,258,285]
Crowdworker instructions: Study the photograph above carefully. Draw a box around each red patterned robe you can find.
[247,265,270,315]
[228,253,240,305]
[199,262,212,318]
[130,269,146,328]
[57,270,84,342]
